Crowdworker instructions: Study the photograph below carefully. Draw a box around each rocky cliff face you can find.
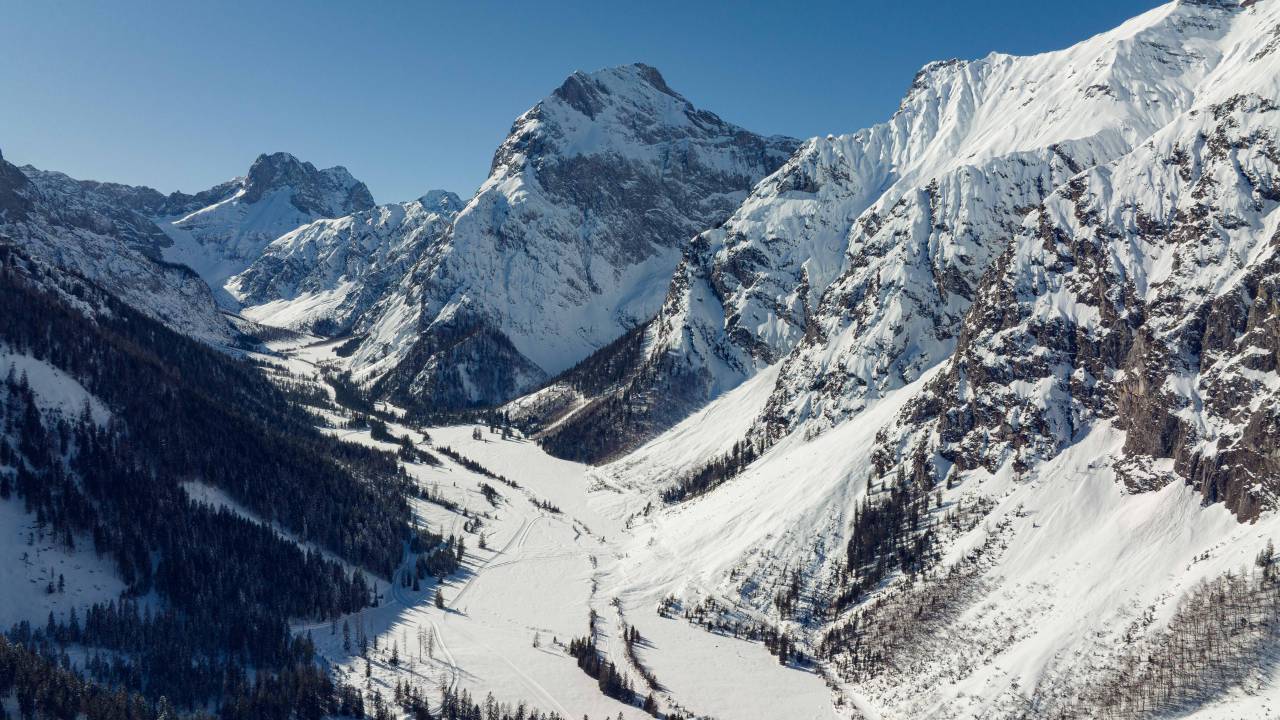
[353,63,799,410]
[885,81,1280,520]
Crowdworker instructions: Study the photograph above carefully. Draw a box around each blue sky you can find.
[0,0,1162,203]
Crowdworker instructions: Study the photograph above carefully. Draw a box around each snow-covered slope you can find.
[159,151,375,304]
[228,190,462,335]
[533,0,1264,462]
[353,64,799,409]
[0,343,124,630]
[0,149,237,344]
[599,393,1280,718]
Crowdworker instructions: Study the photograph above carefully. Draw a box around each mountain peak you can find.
[492,62,795,178]
[241,151,375,216]
[594,62,680,97]
[415,190,463,215]
[249,150,304,169]
[549,63,686,120]
[0,147,34,221]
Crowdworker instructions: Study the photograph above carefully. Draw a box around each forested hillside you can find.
[0,243,410,714]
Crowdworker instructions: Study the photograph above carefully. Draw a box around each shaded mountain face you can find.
[229,191,463,336]
[0,149,236,344]
[523,0,1272,463]
[158,152,376,303]
[349,63,799,411]
[58,174,241,222]
[0,149,376,343]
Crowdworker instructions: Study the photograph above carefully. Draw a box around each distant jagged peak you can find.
[412,189,464,215]
[240,151,375,216]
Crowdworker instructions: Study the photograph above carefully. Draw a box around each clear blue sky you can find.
[0,0,1163,204]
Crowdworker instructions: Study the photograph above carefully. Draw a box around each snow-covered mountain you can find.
[759,0,1270,441]
[580,1,1280,716]
[228,190,463,335]
[524,0,1273,463]
[0,148,237,344]
[159,151,376,304]
[348,64,799,409]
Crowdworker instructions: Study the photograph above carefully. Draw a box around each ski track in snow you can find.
[430,618,460,692]
[452,515,534,611]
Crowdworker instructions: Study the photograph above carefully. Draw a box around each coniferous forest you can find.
[0,246,417,716]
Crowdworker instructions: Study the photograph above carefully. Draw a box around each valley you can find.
[231,329,1280,719]
[2,1,1280,717]
[257,335,840,720]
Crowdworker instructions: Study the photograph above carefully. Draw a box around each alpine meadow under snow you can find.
[2,1,1280,719]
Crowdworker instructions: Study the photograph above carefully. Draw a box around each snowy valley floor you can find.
[268,335,1280,720]
[7,333,1278,719]
[265,338,840,720]
[314,423,840,720]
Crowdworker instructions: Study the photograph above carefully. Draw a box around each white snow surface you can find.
[0,496,127,631]
[284,372,1279,719]
[0,348,111,425]
[306,417,839,720]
